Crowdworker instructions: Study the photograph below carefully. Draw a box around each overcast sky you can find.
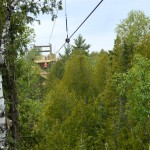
[32,0,150,55]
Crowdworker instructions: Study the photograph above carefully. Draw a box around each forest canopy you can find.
[0,3,150,149]
[16,10,150,150]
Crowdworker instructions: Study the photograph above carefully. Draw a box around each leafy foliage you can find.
[32,10,150,150]
[2,8,150,150]
[116,55,150,149]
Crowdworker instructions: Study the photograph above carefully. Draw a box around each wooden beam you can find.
[38,50,51,52]
[34,45,50,48]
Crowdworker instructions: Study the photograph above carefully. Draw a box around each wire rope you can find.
[49,8,58,44]
[55,0,104,54]
[65,0,69,37]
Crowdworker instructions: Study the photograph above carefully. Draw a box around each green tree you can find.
[63,52,94,100]
[45,56,68,94]
[116,55,150,149]
[25,47,41,62]
[15,55,44,149]
[111,10,150,73]
[18,99,43,149]
[134,34,150,59]
[16,57,43,101]
[97,10,150,149]
[94,50,109,95]
[64,44,72,57]
[34,83,76,149]
[116,10,150,45]
[72,34,90,55]
[0,0,62,148]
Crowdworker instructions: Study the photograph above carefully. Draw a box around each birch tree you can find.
[0,0,62,149]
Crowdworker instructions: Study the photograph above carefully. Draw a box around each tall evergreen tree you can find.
[63,51,94,100]
[72,34,90,55]
[94,50,109,95]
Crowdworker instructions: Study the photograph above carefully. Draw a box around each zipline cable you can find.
[65,0,69,38]
[49,8,58,44]
[55,0,104,54]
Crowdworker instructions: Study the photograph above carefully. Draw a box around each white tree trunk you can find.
[0,15,10,150]
[0,75,6,149]
[0,0,18,149]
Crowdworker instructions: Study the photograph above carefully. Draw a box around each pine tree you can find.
[72,34,90,55]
